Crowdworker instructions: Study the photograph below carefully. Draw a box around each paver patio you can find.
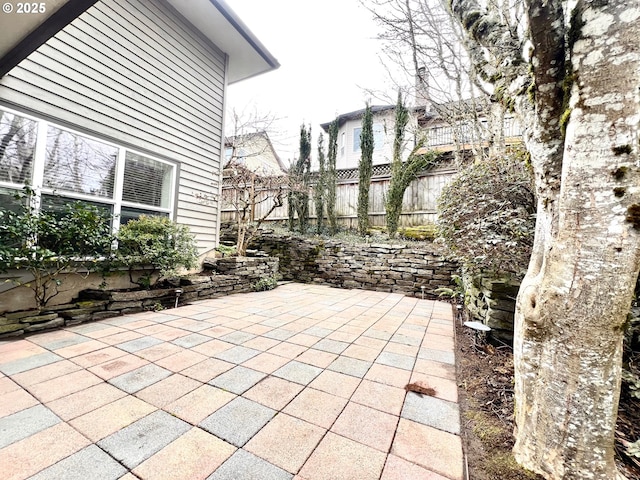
[0,283,464,480]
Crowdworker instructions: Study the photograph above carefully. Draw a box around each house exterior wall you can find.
[0,0,226,254]
[335,109,418,170]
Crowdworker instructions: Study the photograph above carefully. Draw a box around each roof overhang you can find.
[165,0,279,84]
[0,0,279,84]
[0,0,99,78]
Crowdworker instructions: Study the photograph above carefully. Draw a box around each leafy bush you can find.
[116,215,198,287]
[252,275,278,292]
[437,149,536,277]
[0,191,114,307]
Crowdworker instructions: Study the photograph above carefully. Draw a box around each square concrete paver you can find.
[273,361,323,385]
[283,388,348,429]
[245,413,325,473]
[401,391,461,435]
[46,382,127,421]
[350,379,406,416]
[98,410,191,469]
[308,370,361,399]
[108,364,172,394]
[381,454,450,480]
[135,373,201,407]
[330,402,398,453]
[28,445,127,480]
[298,432,387,480]
[327,356,371,378]
[200,396,276,447]
[208,449,293,480]
[391,418,464,480]
[133,427,236,480]
[209,366,267,394]
[0,404,60,449]
[244,376,305,410]
[165,384,236,425]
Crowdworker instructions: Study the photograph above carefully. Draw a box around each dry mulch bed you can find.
[454,308,640,480]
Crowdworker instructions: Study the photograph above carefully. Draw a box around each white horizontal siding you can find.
[0,0,227,254]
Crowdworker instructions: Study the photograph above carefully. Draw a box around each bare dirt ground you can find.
[454,309,640,480]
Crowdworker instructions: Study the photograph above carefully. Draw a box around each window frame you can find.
[0,105,177,233]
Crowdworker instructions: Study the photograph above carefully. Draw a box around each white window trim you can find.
[0,105,177,231]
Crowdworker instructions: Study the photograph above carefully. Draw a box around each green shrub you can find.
[116,215,198,288]
[0,191,114,307]
[252,275,278,292]
[437,149,536,277]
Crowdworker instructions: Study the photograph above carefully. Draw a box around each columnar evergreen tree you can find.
[357,104,374,236]
[386,91,438,236]
[314,133,326,234]
[326,119,339,235]
[288,124,312,233]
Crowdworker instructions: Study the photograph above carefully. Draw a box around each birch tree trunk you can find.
[451,0,640,477]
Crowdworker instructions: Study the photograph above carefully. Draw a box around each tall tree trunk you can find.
[513,1,640,477]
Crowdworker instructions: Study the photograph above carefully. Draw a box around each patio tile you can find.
[155,349,207,372]
[133,427,236,480]
[262,328,296,341]
[240,352,289,375]
[242,336,281,352]
[115,336,164,353]
[171,332,211,348]
[351,379,406,416]
[331,402,398,453]
[242,323,275,335]
[98,410,191,469]
[165,318,214,332]
[327,356,371,378]
[287,333,320,347]
[209,365,265,394]
[326,331,359,343]
[53,339,109,358]
[28,444,127,480]
[283,388,348,429]
[267,342,308,359]
[100,331,145,345]
[244,376,305,410]
[192,339,235,357]
[165,385,236,424]
[410,374,458,402]
[81,325,126,339]
[0,423,90,480]
[413,359,456,380]
[28,369,103,403]
[35,334,90,351]
[46,382,127,421]
[135,342,184,362]
[363,329,393,341]
[70,346,127,368]
[390,333,422,346]
[214,345,261,364]
[220,331,257,345]
[181,358,235,383]
[70,395,156,442]
[298,431,386,480]
[200,325,235,338]
[246,413,325,473]
[295,349,338,369]
[200,396,276,447]
[0,404,60,449]
[150,326,190,341]
[311,339,349,354]
[380,454,450,480]
[109,364,172,394]
[135,373,201,407]
[383,341,419,357]
[417,347,455,365]
[308,370,361,399]
[88,354,150,380]
[302,326,332,338]
[208,449,293,480]
[375,351,416,371]
[342,344,381,362]
[353,336,387,350]
[401,392,460,434]
[273,361,322,385]
[9,359,81,387]
[391,419,464,480]
[0,376,19,394]
[364,363,411,388]
[0,351,62,375]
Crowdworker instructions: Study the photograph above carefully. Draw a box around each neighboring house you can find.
[224,132,288,176]
[316,101,522,228]
[0,0,279,258]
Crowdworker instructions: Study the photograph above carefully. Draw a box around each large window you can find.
[0,106,176,230]
[353,123,384,152]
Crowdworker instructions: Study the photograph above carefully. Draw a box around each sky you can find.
[226,0,398,165]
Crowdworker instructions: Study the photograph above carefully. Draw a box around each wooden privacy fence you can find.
[221,163,456,228]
